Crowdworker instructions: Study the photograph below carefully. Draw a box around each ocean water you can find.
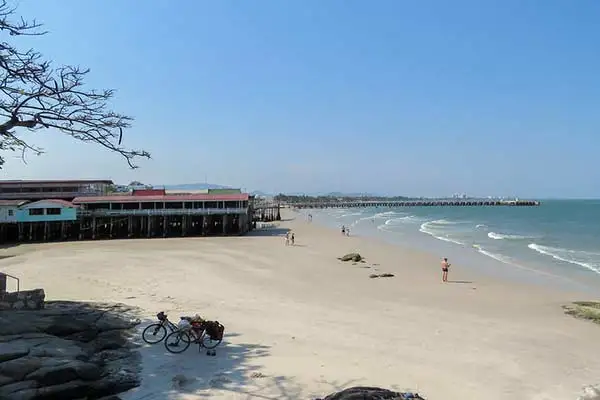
[301,200,600,295]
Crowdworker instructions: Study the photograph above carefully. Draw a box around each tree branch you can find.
[0,0,150,169]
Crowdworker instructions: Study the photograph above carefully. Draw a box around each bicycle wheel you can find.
[142,323,167,344]
[201,334,222,349]
[164,330,192,354]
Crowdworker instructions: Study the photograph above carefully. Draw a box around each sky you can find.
[1,0,599,197]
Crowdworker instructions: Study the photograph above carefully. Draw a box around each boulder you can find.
[0,301,142,399]
[317,387,425,400]
[338,253,363,262]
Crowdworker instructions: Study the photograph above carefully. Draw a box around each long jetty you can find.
[290,199,540,209]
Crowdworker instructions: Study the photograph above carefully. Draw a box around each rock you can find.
[0,342,29,362]
[0,300,142,400]
[317,387,425,400]
[369,273,394,279]
[338,253,363,262]
[26,360,102,385]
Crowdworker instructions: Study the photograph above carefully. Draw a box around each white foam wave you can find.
[339,212,363,218]
[373,211,401,219]
[472,244,514,265]
[384,216,423,225]
[419,220,465,245]
[475,224,487,229]
[528,243,600,275]
[488,232,532,240]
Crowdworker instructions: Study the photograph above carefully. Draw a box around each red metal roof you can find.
[72,193,249,204]
[22,199,76,208]
[0,179,113,185]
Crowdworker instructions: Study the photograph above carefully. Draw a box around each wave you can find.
[339,212,363,218]
[384,216,423,225]
[528,243,600,275]
[472,244,514,265]
[373,211,401,219]
[419,220,465,245]
[475,224,487,229]
[488,232,533,240]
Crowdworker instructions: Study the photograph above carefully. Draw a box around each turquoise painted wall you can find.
[16,207,77,222]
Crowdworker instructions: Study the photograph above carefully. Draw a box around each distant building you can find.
[0,180,112,201]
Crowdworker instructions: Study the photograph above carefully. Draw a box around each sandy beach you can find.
[1,210,599,400]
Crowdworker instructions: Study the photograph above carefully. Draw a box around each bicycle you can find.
[141,311,179,344]
[164,319,224,354]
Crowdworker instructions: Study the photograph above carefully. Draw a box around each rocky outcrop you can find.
[317,387,425,400]
[0,301,141,399]
[338,253,363,262]
[0,289,45,311]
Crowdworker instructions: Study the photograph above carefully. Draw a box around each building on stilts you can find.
[72,189,251,240]
[0,180,253,244]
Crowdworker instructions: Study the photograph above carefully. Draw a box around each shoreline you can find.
[0,210,599,399]
[301,206,600,297]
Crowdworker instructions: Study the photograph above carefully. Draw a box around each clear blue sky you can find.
[2,0,599,197]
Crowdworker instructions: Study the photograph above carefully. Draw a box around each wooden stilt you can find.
[162,216,167,237]
[182,215,187,237]
[29,223,33,241]
[128,216,133,238]
[109,218,113,238]
[43,222,48,241]
[222,215,228,235]
[147,216,152,238]
[18,222,23,241]
[92,217,97,240]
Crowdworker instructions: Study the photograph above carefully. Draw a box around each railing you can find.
[0,272,19,293]
[78,207,248,217]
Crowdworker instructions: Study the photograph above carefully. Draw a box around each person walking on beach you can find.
[291,232,295,245]
[441,257,450,282]
[285,231,290,246]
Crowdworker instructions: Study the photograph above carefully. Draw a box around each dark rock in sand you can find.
[0,300,142,400]
[317,386,425,400]
[369,273,395,279]
[338,253,363,262]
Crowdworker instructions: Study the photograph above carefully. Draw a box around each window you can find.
[29,209,43,215]
[7,209,13,216]
[46,208,61,215]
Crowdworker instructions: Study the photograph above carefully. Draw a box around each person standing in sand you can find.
[291,232,295,245]
[285,232,290,246]
[441,257,450,282]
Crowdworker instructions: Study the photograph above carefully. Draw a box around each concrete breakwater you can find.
[290,199,540,209]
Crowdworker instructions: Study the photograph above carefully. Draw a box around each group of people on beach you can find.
[285,231,295,246]
[341,225,350,236]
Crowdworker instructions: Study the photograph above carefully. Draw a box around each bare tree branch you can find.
[0,0,150,169]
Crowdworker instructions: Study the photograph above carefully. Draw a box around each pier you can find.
[290,199,540,209]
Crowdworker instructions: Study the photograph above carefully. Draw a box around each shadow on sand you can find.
[128,318,373,399]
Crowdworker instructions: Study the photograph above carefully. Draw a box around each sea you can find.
[300,200,600,296]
